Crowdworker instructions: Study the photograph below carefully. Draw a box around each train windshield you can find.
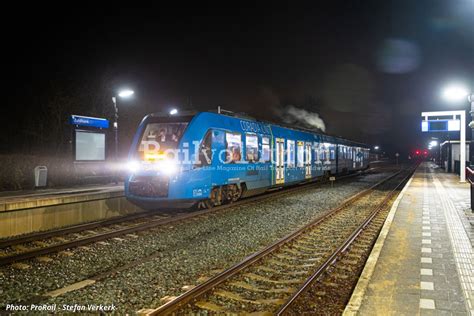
[138,122,188,161]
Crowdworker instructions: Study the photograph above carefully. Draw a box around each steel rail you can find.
[0,167,383,267]
[142,168,406,315]
[276,166,415,315]
[0,166,380,250]
[0,210,160,249]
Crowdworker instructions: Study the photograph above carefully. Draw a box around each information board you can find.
[75,130,106,161]
[421,120,460,132]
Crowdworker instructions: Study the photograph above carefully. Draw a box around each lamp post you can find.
[111,89,134,162]
[440,83,472,182]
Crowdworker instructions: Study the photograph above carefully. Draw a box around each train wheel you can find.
[197,201,209,209]
[228,184,242,202]
[208,187,222,208]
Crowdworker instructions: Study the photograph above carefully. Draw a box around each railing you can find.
[466,167,474,211]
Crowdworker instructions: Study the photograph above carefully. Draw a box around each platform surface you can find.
[0,183,123,212]
[345,162,473,315]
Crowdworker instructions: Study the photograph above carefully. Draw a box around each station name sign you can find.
[70,115,109,129]
[421,119,460,132]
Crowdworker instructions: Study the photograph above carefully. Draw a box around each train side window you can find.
[330,148,336,160]
[287,140,295,167]
[195,131,212,167]
[297,141,304,167]
[261,136,271,162]
[319,146,325,160]
[246,134,259,162]
[226,132,242,163]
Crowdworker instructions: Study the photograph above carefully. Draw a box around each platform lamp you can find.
[442,84,472,125]
[441,83,472,183]
[112,89,134,182]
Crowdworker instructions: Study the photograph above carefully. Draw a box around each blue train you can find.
[125,111,370,209]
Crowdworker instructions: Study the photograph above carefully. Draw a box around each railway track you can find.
[139,166,414,315]
[279,193,393,315]
[0,167,385,267]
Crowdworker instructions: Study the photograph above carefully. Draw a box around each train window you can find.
[330,149,335,160]
[297,142,304,167]
[226,132,242,163]
[195,131,212,167]
[287,140,295,167]
[245,134,259,162]
[138,122,188,160]
[319,147,325,160]
[261,137,271,162]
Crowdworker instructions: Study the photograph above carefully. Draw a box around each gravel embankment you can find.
[0,171,394,313]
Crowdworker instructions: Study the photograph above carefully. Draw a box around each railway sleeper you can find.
[281,247,315,257]
[229,281,296,294]
[267,259,316,269]
[214,289,287,306]
[255,266,308,277]
[244,272,302,284]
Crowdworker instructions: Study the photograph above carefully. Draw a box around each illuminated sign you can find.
[421,120,460,132]
[70,115,109,129]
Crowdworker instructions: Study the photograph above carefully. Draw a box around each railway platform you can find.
[345,162,473,315]
[0,183,143,238]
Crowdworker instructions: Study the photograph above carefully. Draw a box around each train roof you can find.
[147,109,368,148]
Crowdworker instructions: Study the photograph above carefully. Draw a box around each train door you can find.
[305,143,312,178]
[352,147,357,169]
[275,138,285,184]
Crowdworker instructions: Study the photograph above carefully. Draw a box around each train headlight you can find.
[159,160,178,175]
[127,160,140,172]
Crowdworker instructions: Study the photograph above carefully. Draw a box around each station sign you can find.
[70,115,109,129]
[70,115,109,162]
[421,119,460,132]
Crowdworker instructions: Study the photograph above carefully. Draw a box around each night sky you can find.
[2,1,473,157]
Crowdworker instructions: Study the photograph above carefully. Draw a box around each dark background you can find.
[1,1,473,158]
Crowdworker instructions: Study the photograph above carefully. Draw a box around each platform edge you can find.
[342,170,415,315]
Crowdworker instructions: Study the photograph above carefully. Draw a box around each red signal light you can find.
[415,150,420,155]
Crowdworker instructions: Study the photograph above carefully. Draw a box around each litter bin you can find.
[34,166,48,188]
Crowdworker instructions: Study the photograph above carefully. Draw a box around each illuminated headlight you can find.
[127,160,140,172]
[158,160,178,175]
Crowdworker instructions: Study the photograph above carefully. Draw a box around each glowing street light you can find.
[442,84,469,103]
[118,89,135,98]
[374,146,380,150]
[429,140,438,147]
[169,108,178,115]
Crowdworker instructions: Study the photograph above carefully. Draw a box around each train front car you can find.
[125,111,371,211]
[125,112,202,209]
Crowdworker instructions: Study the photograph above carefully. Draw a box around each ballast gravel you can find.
[0,171,394,313]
